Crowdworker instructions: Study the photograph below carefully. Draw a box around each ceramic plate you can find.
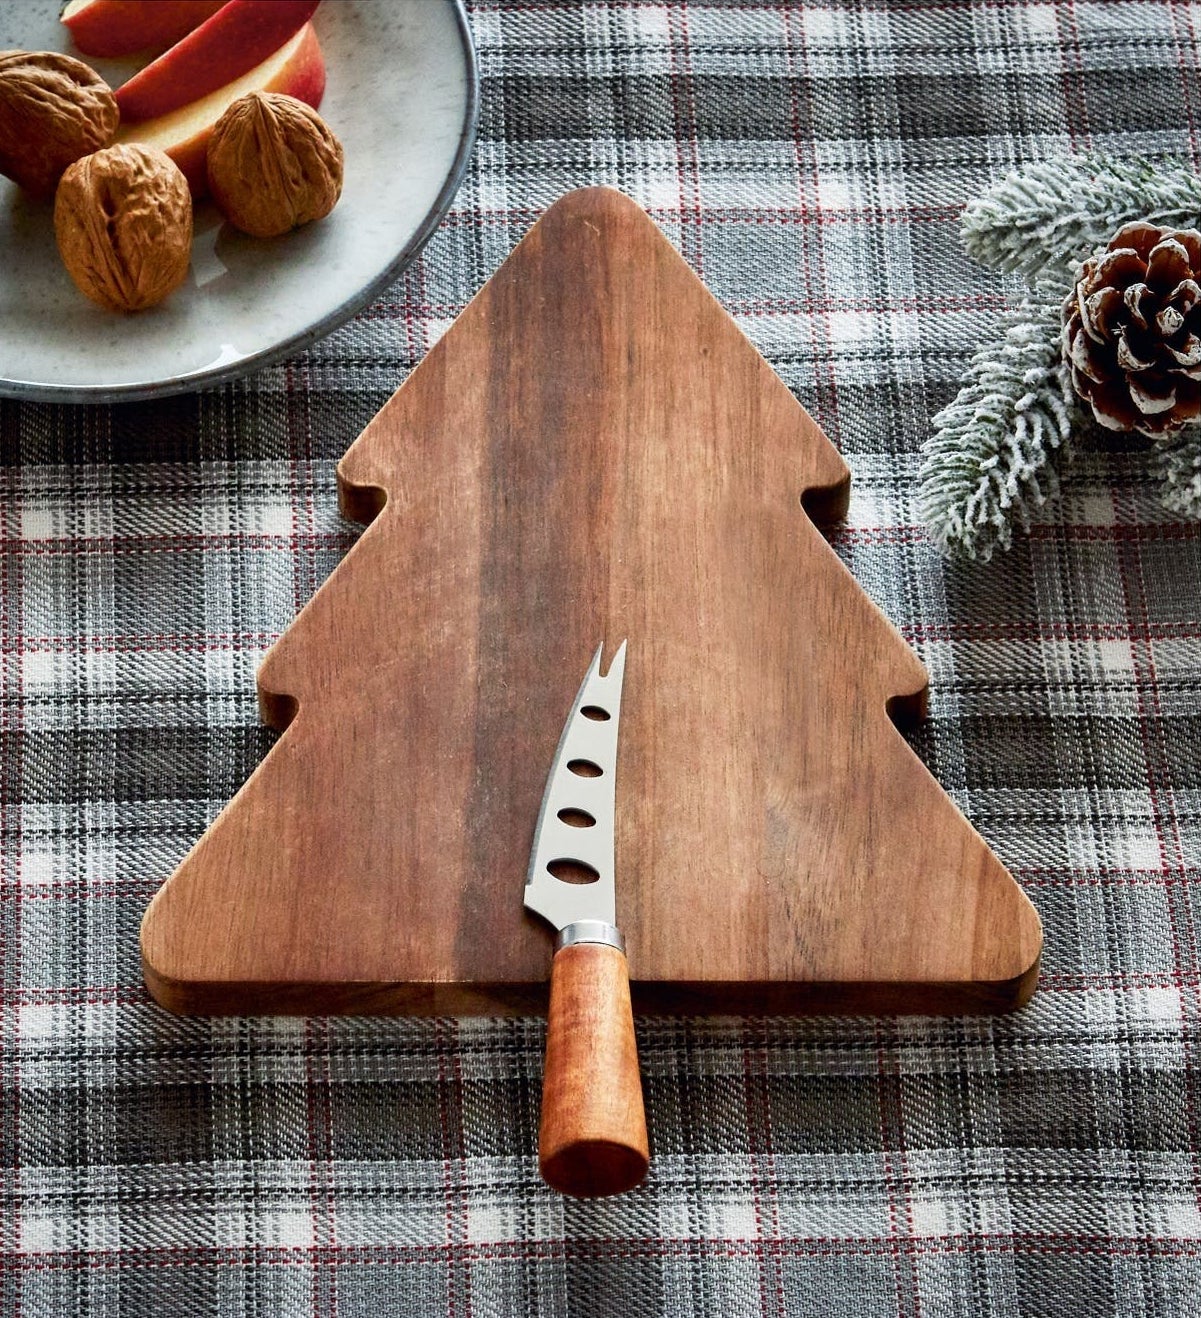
[0,0,478,402]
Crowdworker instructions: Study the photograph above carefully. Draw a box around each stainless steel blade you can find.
[524,640,627,933]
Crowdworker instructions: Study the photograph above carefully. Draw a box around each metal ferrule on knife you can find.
[555,920,624,953]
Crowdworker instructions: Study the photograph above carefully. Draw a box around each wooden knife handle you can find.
[538,939,649,1197]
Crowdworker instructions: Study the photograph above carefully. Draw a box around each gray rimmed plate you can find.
[0,0,478,402]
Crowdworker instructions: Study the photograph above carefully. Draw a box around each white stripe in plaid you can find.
[2,1,1201,1314]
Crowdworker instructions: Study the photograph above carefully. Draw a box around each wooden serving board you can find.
[141,187,1042,1016]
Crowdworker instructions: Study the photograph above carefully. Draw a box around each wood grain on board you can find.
[140,187,1043,1016]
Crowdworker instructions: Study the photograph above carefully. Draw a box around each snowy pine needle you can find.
[919,292,1075,561]
[923,152,1201,558]
[961,153,1201,281]
[1152,429,1201,518]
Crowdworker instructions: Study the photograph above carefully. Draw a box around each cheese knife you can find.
[525,640,649,1197]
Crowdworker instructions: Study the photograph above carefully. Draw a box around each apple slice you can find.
[116,22,325,195]
[62,0,228,57]
[114,0,321,124]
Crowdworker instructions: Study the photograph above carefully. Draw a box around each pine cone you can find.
[1063,221,1201,436]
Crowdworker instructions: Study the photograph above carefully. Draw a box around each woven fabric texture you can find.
[3,1,1201,1314]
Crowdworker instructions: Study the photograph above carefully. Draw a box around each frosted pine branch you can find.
[919,291,1075,561]
[1152,429,1201,518]
[961,153,1201,280]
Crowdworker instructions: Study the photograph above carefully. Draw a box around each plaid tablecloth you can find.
[3,1,1201,1314]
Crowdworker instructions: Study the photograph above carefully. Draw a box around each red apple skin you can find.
[62,0,229,57]
[117,23,325,195]
[114,0,321,124]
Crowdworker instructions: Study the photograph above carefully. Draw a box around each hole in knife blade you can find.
[557,808,596,829]
[580,705,611,721]
[567,759,603,777]
[547,859,600,885]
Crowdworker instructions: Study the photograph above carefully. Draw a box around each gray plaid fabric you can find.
[3,1,1201,1314]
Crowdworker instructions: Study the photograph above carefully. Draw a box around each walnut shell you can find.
[0,49,118,198]
[206,91,343,238]
[54,144,193,313]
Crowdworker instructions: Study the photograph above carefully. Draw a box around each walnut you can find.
[0,50,118,198]
[54,144,193,313]
[206,92,343,238]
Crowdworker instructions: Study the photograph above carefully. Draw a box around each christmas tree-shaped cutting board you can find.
[142,188,1042,1016]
